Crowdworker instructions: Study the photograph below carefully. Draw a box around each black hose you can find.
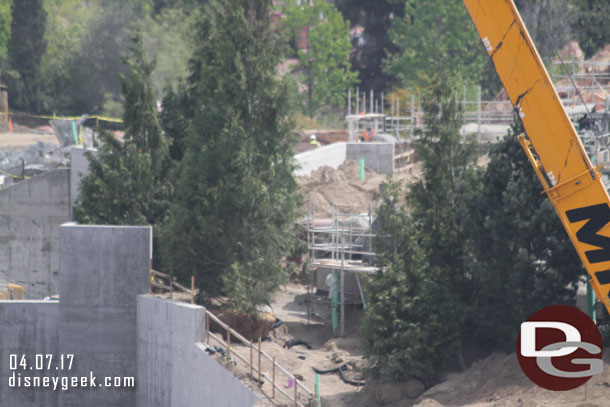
[312,363,365,386]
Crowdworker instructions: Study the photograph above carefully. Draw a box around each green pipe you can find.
[331,272,339,332]
[71,121,78,144]
[359,159,365,180]
[315,373,321,407]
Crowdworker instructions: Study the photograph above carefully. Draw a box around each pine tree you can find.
[361,75,478,380]
[465,118,583,347]
[76,32,172,245]
[162,0,300,312]
[8,0,47,112]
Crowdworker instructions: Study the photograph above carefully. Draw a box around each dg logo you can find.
[516,305,603,391]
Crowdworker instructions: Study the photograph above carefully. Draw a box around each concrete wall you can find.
[0,301,59,407]
[294,142,347,177]
[137,296,260,407]
[346,142,395,175]
[58,224,151,407]
[0,169,70,299]
[69,146,94,217]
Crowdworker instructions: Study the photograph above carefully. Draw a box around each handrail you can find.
[204,309,315,407]
[150,270,198,304]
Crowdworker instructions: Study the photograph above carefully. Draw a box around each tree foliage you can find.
[465,118,583,347]
[362,75,478,380]
[335,0,404,92]
[76,32,171,235]
[0,0,11,62]
[283,0,357,117]
[361,181,462,380]
[569,0,610,58]
[162,0,300,313]
[386,0,486,89]
[140,6,201,98]
[8,0,47,112]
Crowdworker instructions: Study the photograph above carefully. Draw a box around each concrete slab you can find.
[58,224,151,407]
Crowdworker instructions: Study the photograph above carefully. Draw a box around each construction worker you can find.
[361,127,375,142]
[310,134,321,148]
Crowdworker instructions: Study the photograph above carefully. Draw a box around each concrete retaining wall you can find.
[346,142,395,175]
[58,224,151,407]
[69,146,94,216]
[294,142,347,176]
[0,301,59,407]
[137,295,260,407]
[0,169,70,299]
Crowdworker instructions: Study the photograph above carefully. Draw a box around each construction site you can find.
[3,1,610,407]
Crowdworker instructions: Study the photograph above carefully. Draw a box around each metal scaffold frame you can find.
[305,203,377,337]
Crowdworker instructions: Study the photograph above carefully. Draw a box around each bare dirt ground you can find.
[200,281,610,407]
[0,129,59,148]
[208,283,367,406]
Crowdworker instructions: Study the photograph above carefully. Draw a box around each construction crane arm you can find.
[462,0,610,313]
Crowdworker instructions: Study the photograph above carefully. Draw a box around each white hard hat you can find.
[310,134,317,140]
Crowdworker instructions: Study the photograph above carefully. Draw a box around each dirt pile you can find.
[338,350,610,407]
[298,159,409,217]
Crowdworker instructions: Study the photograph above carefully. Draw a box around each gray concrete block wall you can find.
[137,296,260,407]
[0,301,59,407]
[69,146,94,217]
[294,142,347,176]
[346,142,395,175]
[58,224,151,407]
[0,169,70,299]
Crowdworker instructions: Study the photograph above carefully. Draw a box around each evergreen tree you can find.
[465,118,583,347]
[361,181,462,380]
[361,75,478,380]
[8,0,47,112]
[163,0,300,313]
[76,32,172,253]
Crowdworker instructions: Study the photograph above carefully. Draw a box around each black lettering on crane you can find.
[566,203,610,284]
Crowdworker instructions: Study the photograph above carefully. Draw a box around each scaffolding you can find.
[305,203,378,337]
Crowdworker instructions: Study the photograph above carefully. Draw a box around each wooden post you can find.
[249,341,254,377]
[258,338,262,386]
[294,378,298,406]
[226,326,231,358]
[169,277,173,301]
[148,269,152,294]
[191,276,195,304]
[272,357,276,399]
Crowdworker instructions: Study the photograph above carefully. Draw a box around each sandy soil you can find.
[206,283,367,406]
[204,282,610,407]
[0,131,58,148]
[297,158,420,217]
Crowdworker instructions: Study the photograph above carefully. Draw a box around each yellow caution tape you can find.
[0,111,123,123]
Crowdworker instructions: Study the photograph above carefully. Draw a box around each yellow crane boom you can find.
[462,0,610,314]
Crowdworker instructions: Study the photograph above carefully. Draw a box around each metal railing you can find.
[150,270,198,304]
[204,310,318,407]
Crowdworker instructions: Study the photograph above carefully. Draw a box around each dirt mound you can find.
[297,159,393,217]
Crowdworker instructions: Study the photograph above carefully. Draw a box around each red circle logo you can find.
[516,305,602,391]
